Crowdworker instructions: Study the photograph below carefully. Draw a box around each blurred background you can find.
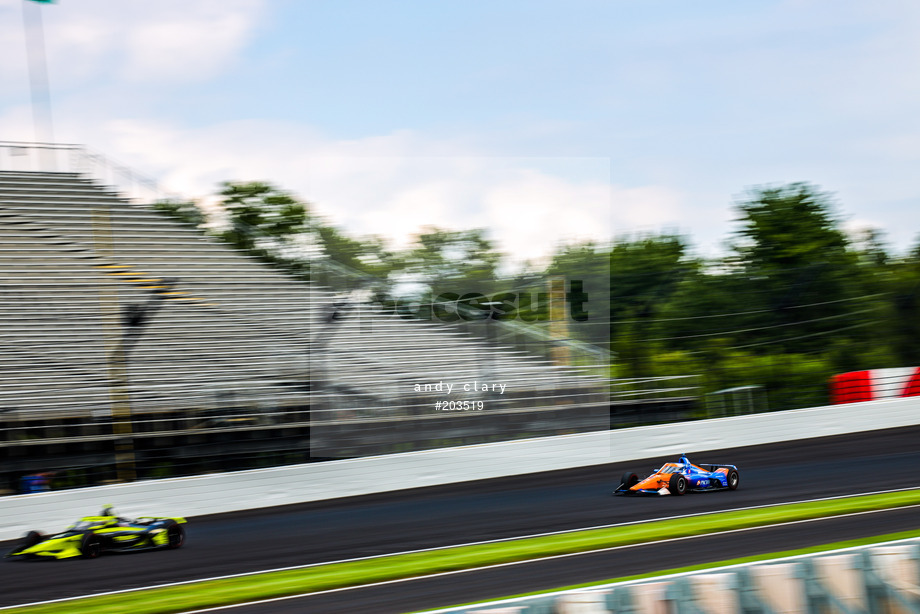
[1,0,919,493]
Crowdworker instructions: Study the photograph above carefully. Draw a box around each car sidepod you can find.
[98,519,186,553]
[687,468,724,490]
[697,465,740,491]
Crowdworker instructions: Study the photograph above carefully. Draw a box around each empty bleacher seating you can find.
[0,170,607,478]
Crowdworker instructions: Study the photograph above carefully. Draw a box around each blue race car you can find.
[614,454,740,495]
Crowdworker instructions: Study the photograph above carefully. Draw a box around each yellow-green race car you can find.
[5,506,186,560]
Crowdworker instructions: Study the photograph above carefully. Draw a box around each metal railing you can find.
[0,140,174,204]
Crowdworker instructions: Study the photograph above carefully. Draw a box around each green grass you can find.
[12,489,920,614]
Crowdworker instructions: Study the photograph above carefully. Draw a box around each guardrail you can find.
[0,140,173,203]
[427,538,920,613]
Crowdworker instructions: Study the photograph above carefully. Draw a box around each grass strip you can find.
[10,489,920,614]
[414,527,920,613]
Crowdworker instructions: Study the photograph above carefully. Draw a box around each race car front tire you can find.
[80,533,102,559]
[668,473,688,495]
[22,530,44,549]
[7,530,45,556]
[619,472,639,491]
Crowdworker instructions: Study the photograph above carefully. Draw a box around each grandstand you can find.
[0,160,609,490]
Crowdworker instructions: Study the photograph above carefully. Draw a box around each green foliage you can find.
[726,183,862,353]
[218,181,309,251]
[887,246,920,364]
[545,241,613,348]
[731,183,850,276]
[396,227,503,296]
[608,234,693,320]
[601,183,916,410]
[152,199,206,228]
[602,234,695,375]
[315,226,395,278]
[204,176,918,417]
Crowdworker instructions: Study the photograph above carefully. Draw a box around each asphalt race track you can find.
[214,506,920,614]
[3,425,920,611]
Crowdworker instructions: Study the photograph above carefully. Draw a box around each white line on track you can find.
[2,487,918,611]
[176,503,920,613]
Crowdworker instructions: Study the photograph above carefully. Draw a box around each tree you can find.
[887,241,920,364]
[394,227,503,297]
[851,227,890,269]
[731,183,850,280]
[608,234,693,323]
[603,234,695,376]
[545,241,612,347]
[727,183,860,353]
[218,182,310,252]
[153,199,206,228]
[315,225,396,278]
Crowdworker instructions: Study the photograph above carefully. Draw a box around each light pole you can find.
[21,0,55,151]
[479,301,501,385]
[108,279,177,482]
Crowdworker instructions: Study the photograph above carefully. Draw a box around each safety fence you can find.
[0,140,171,203]
[429,538,920,614]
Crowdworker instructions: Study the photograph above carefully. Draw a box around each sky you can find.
[1,0,919,270]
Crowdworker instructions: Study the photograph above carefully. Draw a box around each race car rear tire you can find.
[619,472,639,491]
[80,533,102,559]
[727,469,740,490]
[166,523,185,549]
[668,473,688,495]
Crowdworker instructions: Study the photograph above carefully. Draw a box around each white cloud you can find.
[119,0,262,83]
[0,1,27,85]
[358,181,458,248]
[483,170,611,267]
[9,0,917,262]
[69,117,631,268]
[611,186,684,232]
[0,105,35,143]
[0,0,265,89]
